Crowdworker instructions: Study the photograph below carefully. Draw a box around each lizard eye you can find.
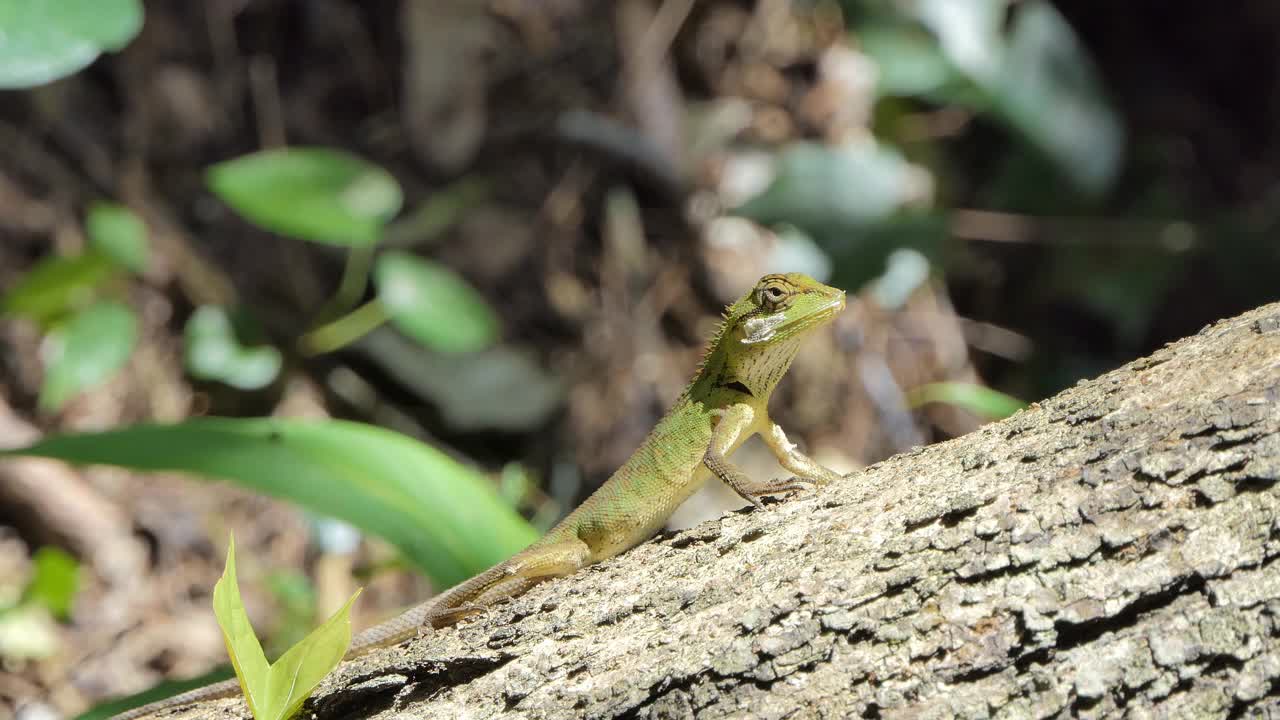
[761,285,786,304]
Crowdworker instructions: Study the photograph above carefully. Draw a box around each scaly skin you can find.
[113,273,846,719]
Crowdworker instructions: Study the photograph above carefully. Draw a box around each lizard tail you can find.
[110,677,241,720]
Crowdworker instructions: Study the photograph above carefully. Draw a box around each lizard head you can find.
[697,273,845,398]
[730,273,846,347]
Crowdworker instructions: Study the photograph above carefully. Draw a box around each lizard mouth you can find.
[741,292,846,345]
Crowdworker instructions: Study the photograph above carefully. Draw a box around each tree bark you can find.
[184,302,1280,719]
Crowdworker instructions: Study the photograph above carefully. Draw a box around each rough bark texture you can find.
[179,302,1280,719]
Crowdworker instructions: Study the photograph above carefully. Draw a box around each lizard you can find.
[113,272,847,719]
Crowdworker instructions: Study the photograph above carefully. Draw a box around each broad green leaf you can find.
[207,148,402,247]
[22,547,80,620]
[87,203,148,272]
[733,141,922,232]
[905,382,1027,420]
[39,301,138,412]
[0,418,538,585]
[374,251,499,354]
[184,306,282,390]
[0,0,143,89]
[1,252,115,324]
[213,536,271,718]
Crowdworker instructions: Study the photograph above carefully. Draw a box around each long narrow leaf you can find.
[0,419,538,585]
[905,382,1027,420]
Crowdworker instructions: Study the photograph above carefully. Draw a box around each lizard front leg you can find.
[762,419,843,486]
[704,404,809,509]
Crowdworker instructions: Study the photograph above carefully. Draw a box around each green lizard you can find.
[114,272,846,719]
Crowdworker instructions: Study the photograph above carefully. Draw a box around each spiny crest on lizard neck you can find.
[693,273,846,382]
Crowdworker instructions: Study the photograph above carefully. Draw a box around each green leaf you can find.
[214,535,360,720]
[207,148,402,247]
[213,536,271,718]
[86,203,148,272]
[374,251,499,354]
[39,301,138,413]
[911,0,1006,87]
[0,0,143,89]
[184,306,282,390]
[1,252,115,324]
[859,23,961,98]
[22,547,80,620]
[905,382,1027,420]
[0,418,538,585]
[733,141,922,233]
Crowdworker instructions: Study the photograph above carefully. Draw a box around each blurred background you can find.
[1,1,1279,717]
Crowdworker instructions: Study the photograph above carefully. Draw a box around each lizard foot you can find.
[741,476,818,509]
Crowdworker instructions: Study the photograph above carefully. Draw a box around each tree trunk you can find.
[185,302,1280,719]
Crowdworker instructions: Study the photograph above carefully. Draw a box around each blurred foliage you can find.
[0,0,142,89]
[0,547,81,662]
[857,0,1121,193]
[1,252,116,326]
[86,203,149,273]
[213,536,357,720]
[21,548,80,621]
[204,146,504,362]
[184,306,283,391]
[737,0,1122,283]
[39,301,137,412]
[0,418,539,585]
[353,332,563,432]
[905,382,1028,420]
[372,251,499,354]
[2,205,147,411]
[206,148,402,248]
[734,141,924,234]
